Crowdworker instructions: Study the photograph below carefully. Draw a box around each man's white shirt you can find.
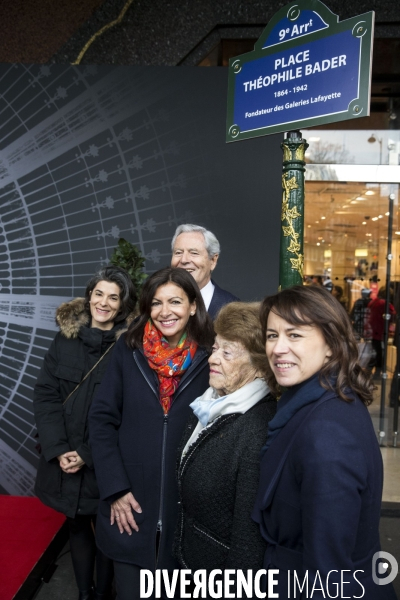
[200,280,215,310]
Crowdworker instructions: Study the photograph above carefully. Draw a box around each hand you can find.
[57,451,85,474]
[111,492,142,535]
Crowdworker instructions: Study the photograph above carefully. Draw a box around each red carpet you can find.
[0,495,65,600]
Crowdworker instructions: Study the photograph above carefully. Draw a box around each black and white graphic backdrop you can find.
[0,64,282,495]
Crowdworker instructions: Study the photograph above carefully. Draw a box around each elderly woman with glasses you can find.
[175,302,276,581]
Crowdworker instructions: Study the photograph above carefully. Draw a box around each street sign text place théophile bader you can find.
[226,0,374,141]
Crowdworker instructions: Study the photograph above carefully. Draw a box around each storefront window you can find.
[302,129,400,312]
[304,130,400,165]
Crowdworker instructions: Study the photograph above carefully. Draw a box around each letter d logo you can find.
[372,551,398,586]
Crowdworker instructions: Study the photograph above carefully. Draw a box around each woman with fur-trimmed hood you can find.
[33,266,137,600]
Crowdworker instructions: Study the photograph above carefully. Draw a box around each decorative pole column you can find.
[279,130,308,290]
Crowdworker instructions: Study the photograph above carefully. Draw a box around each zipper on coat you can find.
[134,349,207,566]
[155,413,168,567]
[157,414,168,532]
[161,358,207,559]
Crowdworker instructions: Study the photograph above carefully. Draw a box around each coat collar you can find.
[56,298,89,338]
[208,280,238,320]
[252,390,336,517]
[134,345,209,397]
[55,297,134,340]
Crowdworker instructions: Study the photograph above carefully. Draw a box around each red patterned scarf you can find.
[143,319,198,414]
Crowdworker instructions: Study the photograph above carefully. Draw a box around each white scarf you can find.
[181,378,269,459]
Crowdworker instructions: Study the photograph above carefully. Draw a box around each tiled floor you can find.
[381,446,400,503]
[368,379,400,503]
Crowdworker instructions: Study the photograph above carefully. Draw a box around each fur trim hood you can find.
[55,297,134,340]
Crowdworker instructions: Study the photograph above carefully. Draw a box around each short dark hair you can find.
[125,267,214,350]
[260,285,373,405]
[333,285,343,298]
[377,286,392,301]
[84,265,137,324]
[214,302,271,380]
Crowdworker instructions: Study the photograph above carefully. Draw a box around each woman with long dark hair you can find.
[34,266,137,600]
[89,267,214,600]
[252,285,396,599]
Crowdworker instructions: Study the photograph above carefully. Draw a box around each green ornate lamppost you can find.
[279,130,308,290]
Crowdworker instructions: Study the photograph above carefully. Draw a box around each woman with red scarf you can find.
[89,267,214,600]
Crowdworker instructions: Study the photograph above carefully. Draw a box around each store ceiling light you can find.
[365,190,375,195]
[372,217,378,221]
[385,212,390,216]
[356,196,366,200]
[362,222,367,225]
[395,231,400,235]
[378,215,383,218]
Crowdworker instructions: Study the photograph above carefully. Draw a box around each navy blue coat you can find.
[252,390,397,600]
[88,335,210,570]
[208,280,239,320]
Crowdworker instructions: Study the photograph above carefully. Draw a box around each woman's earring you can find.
[190,312,195,316]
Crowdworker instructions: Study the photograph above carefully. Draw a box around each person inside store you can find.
[88,267,214,600]
[322,276,333,293]
[311,275,323,286]
[351,287,372,337]
[175,302,276,579]
[252,285,397,600]
[34,266,137,600]
[331,284,347,311]
[368,286,396,378]
[171,223,238,319]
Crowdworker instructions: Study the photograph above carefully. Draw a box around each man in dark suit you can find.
[171,224,239,319]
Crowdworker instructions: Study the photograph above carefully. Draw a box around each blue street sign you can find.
[227,0,374,141]
[262,8,328,48]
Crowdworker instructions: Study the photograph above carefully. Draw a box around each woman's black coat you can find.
[33,298,124,518]
[175,396,277,572]
[252,389,397,600]
[88,335,210,571]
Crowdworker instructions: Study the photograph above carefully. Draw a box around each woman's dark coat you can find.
[175,395,276,572]
[252,389,397,600]
[88,335,210,571]
[34,298,125,518]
